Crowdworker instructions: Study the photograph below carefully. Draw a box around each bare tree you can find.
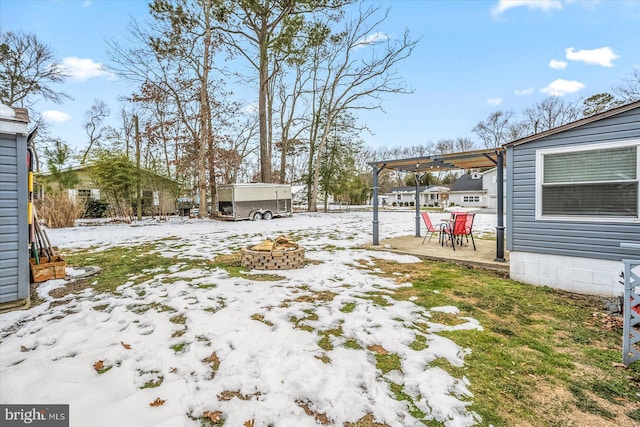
[434,138,455,154]
[472,110,516,148]
[303,5,417,211]
[454,137,475,152]
[210,0,352,183]
[108,0,228,218]
[523,97,580,133]
[613,67,640,103]
[0,30,70,108]
[81,100,110,163]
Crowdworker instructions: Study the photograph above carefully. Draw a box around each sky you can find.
[2,0,640,153]
[0,211,497,426]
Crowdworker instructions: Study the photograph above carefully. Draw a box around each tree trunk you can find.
[258,29,271,183]
[197,0,212,219]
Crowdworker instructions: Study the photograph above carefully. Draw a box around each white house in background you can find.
[448,168,505,209]
[385,185,450,206]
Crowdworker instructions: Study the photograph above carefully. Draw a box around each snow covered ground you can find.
[0,211,496,427]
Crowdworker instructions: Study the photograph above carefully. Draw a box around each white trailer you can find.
[216,183,293,221]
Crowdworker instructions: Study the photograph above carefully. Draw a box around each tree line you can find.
[2,0,639,216]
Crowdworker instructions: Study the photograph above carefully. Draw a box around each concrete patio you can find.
[377,233,510,273]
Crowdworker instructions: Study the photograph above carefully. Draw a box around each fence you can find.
[623,258,640,366]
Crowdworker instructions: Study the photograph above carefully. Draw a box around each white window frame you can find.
[535,139,640,222]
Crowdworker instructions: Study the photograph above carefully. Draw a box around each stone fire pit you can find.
[241,236,305,270]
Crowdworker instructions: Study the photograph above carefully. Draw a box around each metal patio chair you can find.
[421,212,443,244]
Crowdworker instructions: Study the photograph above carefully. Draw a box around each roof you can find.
[449,174,484,192]
[39,162,179,183]
[369,147,504,173]
[504,99,640,148]
[388,185,450,193]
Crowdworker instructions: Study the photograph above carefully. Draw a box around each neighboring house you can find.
[448,173,484,207]
[40,164,179,216]
[504,100,640,296]
[385,185,449,206]
[447,168,506,209]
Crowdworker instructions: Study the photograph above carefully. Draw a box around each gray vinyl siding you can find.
[506,107,640,261]
[0,132,28,303]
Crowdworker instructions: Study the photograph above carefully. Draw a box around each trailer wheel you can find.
[262,211,273,220]
[251,212,262,221]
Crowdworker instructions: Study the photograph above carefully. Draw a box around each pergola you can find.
[369,147,507,262]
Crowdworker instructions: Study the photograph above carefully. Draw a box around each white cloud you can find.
[61,57,114,81]
[565,47,619,67]
[354,32,390,48]
[540,79,585,96]
[42,110,72,123]
[492,0,563,15]
[487,98,502,106]
[549,59,568,69]
[514,88,534,95]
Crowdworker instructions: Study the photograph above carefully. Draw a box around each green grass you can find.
[368,257,640,427]
[374,353,402,374]
[63,244,209,293]
[171,342,186,353]
[62,242,640,426]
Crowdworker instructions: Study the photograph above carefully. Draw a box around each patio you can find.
[377,233,510,272]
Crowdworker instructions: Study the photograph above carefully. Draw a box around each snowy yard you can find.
[0,211,497,427]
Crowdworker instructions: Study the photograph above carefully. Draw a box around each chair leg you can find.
[450,233,456,251]
[422,233,427,245]
[469,233,476,250]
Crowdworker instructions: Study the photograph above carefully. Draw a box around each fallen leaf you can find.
[244,419,255,427]
[203,411,222,422]
[20,345,29,352]
[121,341,131,350]
[93,360,104,372]
[170,367,178,374]
[366,344,388,355]
[149,398,165,407]
[203,352,220,365]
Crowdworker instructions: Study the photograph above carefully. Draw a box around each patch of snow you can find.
[1,211,492,426]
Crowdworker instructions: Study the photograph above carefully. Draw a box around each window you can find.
[463,196,480,203]
[537,141,639,220]
[77,189,92,201]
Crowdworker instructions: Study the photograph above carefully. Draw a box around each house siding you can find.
[0,131,29,304]
[506,107,640,262]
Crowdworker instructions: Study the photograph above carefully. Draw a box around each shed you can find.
[504,100,640,296]
[0,105,29,309]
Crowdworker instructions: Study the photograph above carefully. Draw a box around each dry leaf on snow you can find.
[149,398,165,407]
[244,419,255,427]
[121,341,131,349]
[93,360,105,372]
[203,411,222,422]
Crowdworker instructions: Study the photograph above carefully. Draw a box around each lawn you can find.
[3,213,639,427]
[53,243,640,426]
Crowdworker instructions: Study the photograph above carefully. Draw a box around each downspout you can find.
[495,151,506,262]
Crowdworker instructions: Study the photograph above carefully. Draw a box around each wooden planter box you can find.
[30,255,66,283]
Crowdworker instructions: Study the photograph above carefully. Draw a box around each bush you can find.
[36,191,85,228]
[392,202,397,207]
[409,201,415,206]
[84,198,109,218]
